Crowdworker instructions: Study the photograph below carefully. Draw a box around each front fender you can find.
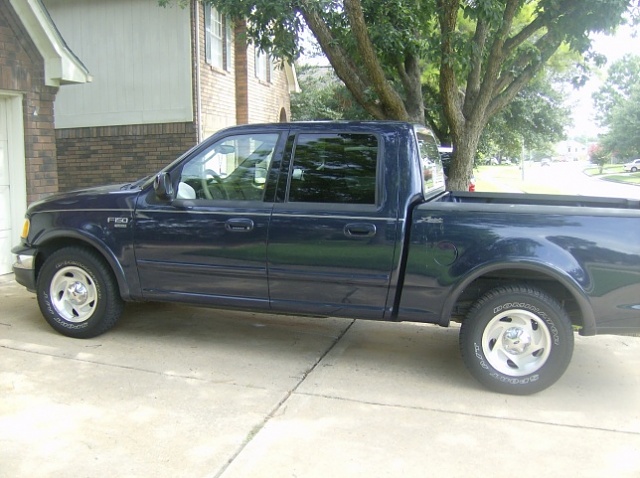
[31,227,137,301]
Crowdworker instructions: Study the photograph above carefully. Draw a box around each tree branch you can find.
[467,0,520,124]
[343,0,409,119]
[466,17,489,108]
[298,1,385,118]
[395,53,424,123]
[503,1,581,57]
[488,33,562,117]
[438,0,464,134]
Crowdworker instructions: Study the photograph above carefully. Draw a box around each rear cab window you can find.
[414,125,445,195]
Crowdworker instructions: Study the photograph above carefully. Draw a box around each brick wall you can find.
[245,45,291,125]
[196,11,291,134]
[55,123,197,191]
[234,22,249,125]
[0,2,59,204]
[196,3,237,138]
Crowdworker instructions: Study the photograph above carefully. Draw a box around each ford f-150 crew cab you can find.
[12,121,640,394]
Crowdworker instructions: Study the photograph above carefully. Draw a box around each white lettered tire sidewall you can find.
[460,285,574,395]
[37,247,124,338]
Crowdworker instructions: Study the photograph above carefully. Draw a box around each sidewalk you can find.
[1,277,640,477]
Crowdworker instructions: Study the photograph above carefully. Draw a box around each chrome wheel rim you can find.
[482,309,552,377]
[49,266,98,323]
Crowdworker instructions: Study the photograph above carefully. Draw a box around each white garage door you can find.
[0,95,27,276]
[0,97,12,274]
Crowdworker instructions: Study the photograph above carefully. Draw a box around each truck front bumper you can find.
[12,246,37,292]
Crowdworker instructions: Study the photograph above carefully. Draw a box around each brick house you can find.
[1,0,91,275]
[43,0,299,192]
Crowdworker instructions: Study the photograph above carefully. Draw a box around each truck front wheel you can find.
[37,247,124,338]
[459,285,574,395]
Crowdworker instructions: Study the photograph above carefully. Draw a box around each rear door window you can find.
[287,133,379,204]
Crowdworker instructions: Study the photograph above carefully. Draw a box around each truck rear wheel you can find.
[459,284,574,395]
[37,247,124,338]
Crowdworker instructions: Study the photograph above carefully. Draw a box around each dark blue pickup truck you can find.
[12,121,640,394]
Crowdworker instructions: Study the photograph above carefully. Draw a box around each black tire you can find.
[36,247,124,338]
[459,284,574,395]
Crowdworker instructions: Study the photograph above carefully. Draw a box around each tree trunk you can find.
[397,54,425,124]
[447,120,483,191]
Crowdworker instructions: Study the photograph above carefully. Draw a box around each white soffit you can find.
[284,62,301,93]
[10,0,91,87]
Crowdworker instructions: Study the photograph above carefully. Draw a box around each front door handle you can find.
[225,218,254,232]
[344,223,377,238]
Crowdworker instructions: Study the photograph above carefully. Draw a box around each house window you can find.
[255,49,272,83]
[204,4,231,70]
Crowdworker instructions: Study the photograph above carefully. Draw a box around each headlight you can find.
[20,218,30,239]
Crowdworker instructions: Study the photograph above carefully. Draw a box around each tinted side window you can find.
[288,133,378,204]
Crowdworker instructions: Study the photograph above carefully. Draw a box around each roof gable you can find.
[10,0,91,87]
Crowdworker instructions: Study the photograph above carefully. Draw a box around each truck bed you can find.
[437,191,640,210]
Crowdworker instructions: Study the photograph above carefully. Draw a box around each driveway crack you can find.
[212,319,356,478]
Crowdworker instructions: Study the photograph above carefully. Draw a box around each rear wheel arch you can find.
[442,263,595,335]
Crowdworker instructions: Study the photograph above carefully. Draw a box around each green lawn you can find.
[582,164,640,185]
[583,164,625,176]
[475,164,640,193]
[603,173,640,185]
[474,165,565,194]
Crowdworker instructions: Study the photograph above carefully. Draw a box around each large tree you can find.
[593,54,640,160]
[162,0,634,190]
[600,85,640,159]
[593,54,640,127]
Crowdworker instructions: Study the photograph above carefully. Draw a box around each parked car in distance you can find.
[623,159,640,172]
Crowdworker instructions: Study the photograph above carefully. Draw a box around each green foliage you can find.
[290,65,372,120]
[601,84,640,160]
[593,54,640,126]
[588,143,611,174]
[593,54,640,160]
[160,0,636,190]
[487,72,569,153]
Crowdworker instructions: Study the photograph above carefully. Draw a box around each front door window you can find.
[178,133,279,201]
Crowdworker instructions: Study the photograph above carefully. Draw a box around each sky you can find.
[567,24,639,139]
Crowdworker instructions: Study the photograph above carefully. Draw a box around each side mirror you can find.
[154,172,174,200]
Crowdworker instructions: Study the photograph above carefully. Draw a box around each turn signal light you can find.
[21,218,30,239]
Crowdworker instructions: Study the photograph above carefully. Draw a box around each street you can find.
[1,276,640,477]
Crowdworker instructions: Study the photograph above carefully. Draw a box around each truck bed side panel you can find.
[399,201,640,335]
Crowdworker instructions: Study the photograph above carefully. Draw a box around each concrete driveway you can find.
[1,275,639,477]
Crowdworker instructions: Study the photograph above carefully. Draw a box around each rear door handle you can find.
[225,218,254,232]
[344,223,376,238]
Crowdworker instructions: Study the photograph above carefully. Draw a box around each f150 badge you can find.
[107,217,129,228]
